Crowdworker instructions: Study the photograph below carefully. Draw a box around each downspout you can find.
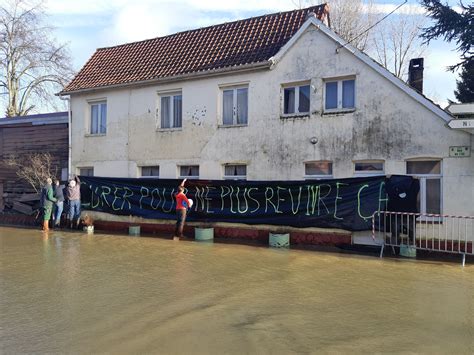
[59,95,72,179]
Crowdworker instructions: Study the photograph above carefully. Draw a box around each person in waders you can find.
[40,178,57,232]
[174,179,191,240]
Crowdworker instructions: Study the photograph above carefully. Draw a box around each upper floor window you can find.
[79,167,94,176]
[141,166,160,177]
[90,101,107,134]
[179,165,199,179]
[305,161,333,180]
[223,164,247,180]
[222,86,248,126]
[160,92,182,129]
[324,78,355,112]
[283,84,310,115]
[407,160,442,215]
[354,161,384,176]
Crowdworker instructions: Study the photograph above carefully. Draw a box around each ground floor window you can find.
[79,167,94,176]
[179,165,199,179]
[141,166,160,177]
[223,164,247,180]
[304,161,333,180]
[407,160,442,214]
[354,161,384,176]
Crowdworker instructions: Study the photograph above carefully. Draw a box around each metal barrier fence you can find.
[372,211,474,266]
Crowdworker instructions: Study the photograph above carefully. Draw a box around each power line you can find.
[336,0,408,51]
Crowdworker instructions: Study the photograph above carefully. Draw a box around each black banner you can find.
[79,175,418,231]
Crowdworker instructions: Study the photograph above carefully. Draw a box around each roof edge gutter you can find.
[58,61,271,96]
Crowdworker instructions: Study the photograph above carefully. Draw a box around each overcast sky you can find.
[4,0,465,113]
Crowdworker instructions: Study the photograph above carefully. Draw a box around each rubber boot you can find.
[43,220,49,232]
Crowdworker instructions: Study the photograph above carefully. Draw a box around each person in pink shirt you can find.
[174,179,190,240]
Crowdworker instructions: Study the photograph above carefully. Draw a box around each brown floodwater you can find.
[0,226,473,354]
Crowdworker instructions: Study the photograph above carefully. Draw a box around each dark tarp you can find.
[79,175,418,231]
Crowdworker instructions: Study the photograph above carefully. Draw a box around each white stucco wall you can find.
[70,25,474,216]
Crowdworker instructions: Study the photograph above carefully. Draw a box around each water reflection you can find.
[1,226,473,354]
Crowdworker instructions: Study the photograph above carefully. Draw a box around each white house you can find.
[60,4,473,225]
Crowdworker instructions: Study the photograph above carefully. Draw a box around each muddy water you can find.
[0,226,473,354]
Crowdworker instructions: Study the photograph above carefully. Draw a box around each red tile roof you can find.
[62,5,328,94]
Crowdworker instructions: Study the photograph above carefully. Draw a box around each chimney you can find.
[408,58,424,94]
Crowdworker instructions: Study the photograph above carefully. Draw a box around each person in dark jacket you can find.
[66,175,81,229]
[53,179,65,228]
[40,178,57,232]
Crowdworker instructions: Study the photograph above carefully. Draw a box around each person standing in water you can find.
[40,177,57,232]
[66,175,81,229]
[174,179,190,240]
[52,179,65,228]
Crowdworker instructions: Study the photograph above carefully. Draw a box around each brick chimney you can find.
[408,58,424,94]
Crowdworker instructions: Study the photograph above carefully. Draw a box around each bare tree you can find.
[371,10,427,80]
[294,1,426,80]
[295,0,375,52]
[5,153,57,192]
[0,0,74,117]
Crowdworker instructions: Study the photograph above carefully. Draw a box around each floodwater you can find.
[1,227,473,354]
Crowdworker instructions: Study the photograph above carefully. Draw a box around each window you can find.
[141,166,160,177]
[222,86,248,125]
[79,167,94,176]
[407,160,442,214]
[283,84,310,115]
[223,164,247,180]
[354,161,384,176]
[179,165,199,179]
[160,92,182,129]
[324,78,355,111]
[305,161,333,179]
[61,168,68,181]
[90,101,107,134]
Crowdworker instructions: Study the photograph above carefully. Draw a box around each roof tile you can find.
[62,5,328,93]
